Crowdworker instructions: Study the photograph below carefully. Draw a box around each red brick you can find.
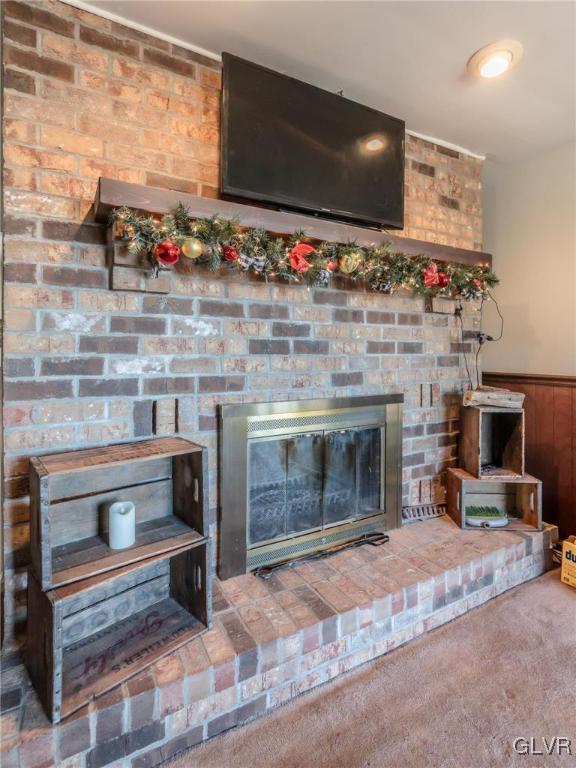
[4,19,37,47]
[40,357,104,376]
[43,266,107,288]
[143,47,196,77]
[41,126,104,157]
[110,316,166,335]
[143,377,195,395]
[19,733,55,768]
[4,47,74,82]
[391,592,405,614]
[4,263,37,283]
[5,1,75,37]
[214,660,235,692]
[198,300,244,318]
[4,119,37,145]
[331,372,363,387]
[110,21,170,50]
[198,376,244,393]
[42,220,106,244]
[78,379,138,397]
[4,379,72,401]
[4,68,36,95]
[4,145,75,172]
[4,405,32,427]
[5,358,35,378]
[42,33,109,71]
[171,44,219,70]
[398,313,423,325]
[4,168,38,191]
[79,25,140,58]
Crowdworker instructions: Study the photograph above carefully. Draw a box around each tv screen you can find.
[221,54,405,229]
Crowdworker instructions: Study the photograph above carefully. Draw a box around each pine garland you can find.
[112,203,498,300]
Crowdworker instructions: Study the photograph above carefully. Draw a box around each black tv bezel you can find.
[220,53,405,231]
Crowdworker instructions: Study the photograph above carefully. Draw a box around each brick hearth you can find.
[0,517,555,768]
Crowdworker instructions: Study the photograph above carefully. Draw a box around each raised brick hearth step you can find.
[0,517,555,768]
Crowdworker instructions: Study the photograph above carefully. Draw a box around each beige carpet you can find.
[170,571,575,768]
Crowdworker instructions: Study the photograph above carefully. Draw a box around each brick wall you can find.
[2,0,483,639]
[404,135,482,249]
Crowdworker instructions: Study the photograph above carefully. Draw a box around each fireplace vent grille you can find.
[247,411,379,435]
[246,518,382,569]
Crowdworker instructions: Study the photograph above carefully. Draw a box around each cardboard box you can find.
[561,536,576,589]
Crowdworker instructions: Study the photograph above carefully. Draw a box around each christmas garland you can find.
[112,203,498,300]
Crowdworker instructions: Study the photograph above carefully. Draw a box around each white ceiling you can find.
[78,1,575,160]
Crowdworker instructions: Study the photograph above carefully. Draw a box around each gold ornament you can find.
[339,251,362,274]
[181,237,204,260]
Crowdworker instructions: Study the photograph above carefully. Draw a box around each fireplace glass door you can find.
[248,427,383,547]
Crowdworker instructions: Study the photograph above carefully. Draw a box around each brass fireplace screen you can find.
[218,394,403,579]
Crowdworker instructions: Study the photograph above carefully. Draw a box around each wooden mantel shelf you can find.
[94,178,492,267]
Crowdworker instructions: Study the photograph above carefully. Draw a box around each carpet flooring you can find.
[169,571,575,768]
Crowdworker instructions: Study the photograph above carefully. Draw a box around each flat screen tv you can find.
[221,53,405,229]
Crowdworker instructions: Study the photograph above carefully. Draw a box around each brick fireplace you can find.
[0,3,559,766]
[2,237,484,638]
[2,0,485,641]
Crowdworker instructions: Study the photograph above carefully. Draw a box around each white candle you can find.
[108,501,136,550]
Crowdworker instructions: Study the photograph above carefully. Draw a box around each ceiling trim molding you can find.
[60,0,221,61]
[406,130,486,161]
[62,0,486,161]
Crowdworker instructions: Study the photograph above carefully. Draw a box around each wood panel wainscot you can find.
[483,373,576,538]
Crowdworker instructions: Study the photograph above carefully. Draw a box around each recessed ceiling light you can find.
[467,40,523,79]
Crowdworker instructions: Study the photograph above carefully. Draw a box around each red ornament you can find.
[223,245,239,262]
[154,239,180,267]
[289,243,315,273]
[326,260,338,273]
[472,278,483,289]
[437,272,450,288]
[423,262,440,287]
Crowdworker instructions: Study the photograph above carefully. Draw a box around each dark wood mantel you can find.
[94,178,492,267]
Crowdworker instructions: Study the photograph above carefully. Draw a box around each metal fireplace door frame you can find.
[218,394,403,580]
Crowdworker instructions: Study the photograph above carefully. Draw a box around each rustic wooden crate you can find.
[30,438,208,590]
[26,541,211,723]
[459,406,524,478]
[446,468,542,531]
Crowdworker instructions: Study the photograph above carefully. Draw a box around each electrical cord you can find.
[487,291,504,341]
[475,292,505,387]
[455,303,474,390]
[474,344,482,392]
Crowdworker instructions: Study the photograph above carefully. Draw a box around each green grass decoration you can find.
[465,506,506,518]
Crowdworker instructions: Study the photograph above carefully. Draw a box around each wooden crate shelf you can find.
[30,438,208,590]
[26,542,211,723]
[459,406,524,479]
[446,468,542,531]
